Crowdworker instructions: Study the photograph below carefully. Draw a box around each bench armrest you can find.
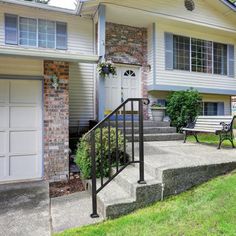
[220,122,231,132]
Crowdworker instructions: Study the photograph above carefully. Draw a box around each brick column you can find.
[43,60,69,181]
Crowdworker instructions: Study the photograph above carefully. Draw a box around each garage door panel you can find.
[0,157,8,178]
[0,80,9,103]
[9,155,39,178]
[10,131,37,154]
[0,79,42,183]
[0,132,7,154]
[10,81,41,104]
[0,107,8,129]
[10,107,38,129]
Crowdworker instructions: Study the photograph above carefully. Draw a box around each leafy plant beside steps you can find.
[75,127,127,179]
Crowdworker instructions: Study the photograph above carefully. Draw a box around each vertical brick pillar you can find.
[43,60,69,181]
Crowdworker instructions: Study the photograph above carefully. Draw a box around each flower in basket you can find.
[97,60,117,78]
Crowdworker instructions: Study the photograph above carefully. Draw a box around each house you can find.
[0,0,236,184]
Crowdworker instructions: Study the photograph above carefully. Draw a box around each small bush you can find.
[75,127,126,179]
[166,89,202,131]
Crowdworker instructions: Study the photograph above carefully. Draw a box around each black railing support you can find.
[90,130,99,218]
[137,100,146,184]
[86,98,150,218]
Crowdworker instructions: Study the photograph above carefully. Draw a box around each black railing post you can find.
[90,130,99,218]
[138,100,146,184]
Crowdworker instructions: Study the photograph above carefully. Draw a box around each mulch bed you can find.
[49,173,85,198]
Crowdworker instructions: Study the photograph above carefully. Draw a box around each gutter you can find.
[0,46,99,63]
[0,0,77,14]
[220,0,236,11]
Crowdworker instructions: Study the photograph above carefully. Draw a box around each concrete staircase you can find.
[86,140,236,219]
[115,120,184,142]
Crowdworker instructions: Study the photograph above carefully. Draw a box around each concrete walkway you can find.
[0,181,50,236]
[1,141,236,235]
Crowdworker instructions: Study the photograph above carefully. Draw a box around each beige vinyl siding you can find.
[0,3,94,54]
[99,0,236,30]
[154,23,236,92]
[69,62,95,127]
[0,56,42,76]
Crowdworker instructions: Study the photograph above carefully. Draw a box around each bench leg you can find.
[218,133,222,149]
[183,131,187,143]
[194,133,199,143]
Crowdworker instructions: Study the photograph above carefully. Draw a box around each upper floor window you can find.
[171,34,231,76]
[5,14,67,50]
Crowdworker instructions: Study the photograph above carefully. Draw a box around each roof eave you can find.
[220,0,236,11]
[0,0,77,14]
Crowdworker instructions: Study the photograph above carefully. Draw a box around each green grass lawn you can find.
[55,171,236,236]
[186,133,236,147]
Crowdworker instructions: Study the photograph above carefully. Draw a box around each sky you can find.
[48,0,77,9]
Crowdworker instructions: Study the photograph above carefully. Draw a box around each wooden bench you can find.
[182,116,235,149]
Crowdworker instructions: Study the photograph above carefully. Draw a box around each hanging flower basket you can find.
[97,60,117,78]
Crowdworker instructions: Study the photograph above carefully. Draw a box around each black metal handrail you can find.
[86,98,150,218]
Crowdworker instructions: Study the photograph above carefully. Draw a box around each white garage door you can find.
[0,79,42,183]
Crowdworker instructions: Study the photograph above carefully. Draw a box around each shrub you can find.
[75,127,126,179]
[166,89,202,131]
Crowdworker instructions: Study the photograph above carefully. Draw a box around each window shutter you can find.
[217,102,224,116]
[165,32,173,70]
[56,22,67,50]
[5,14,18,45]
[228,44,235,77]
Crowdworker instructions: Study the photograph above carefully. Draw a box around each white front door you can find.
[105,67,140,113]
[0,79,42,183]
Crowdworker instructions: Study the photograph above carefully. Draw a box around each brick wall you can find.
[43,61,69,181]
[106,22,149,118]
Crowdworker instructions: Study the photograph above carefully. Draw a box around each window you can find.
[202,102,224,116]
[5,15,67,49]
[5,14,18,45]
[38,19,55,48]
[173,35,190,71]
[124,70,136,77]
[171,34,229,76]
[214,43,227,75]
[56,22,67,50]
[191,38,212,73]
[19,17,37,46]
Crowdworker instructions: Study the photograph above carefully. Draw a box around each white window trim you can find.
[5,14,67,50]
[173,34,228,76]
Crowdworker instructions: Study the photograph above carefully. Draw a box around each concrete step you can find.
[120,127,177,135]
[109,120,171,128]
[112,165,162,198]
[126,133,184,142]
[86,166,162,219]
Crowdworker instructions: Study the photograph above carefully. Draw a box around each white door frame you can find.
[104,64,141,113]
[0,76,43,184]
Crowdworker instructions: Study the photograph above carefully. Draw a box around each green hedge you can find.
[75,127,126,179]
[166,89,202,131]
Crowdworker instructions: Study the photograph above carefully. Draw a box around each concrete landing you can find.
[51,191,104,233]
[0,181,50,236]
